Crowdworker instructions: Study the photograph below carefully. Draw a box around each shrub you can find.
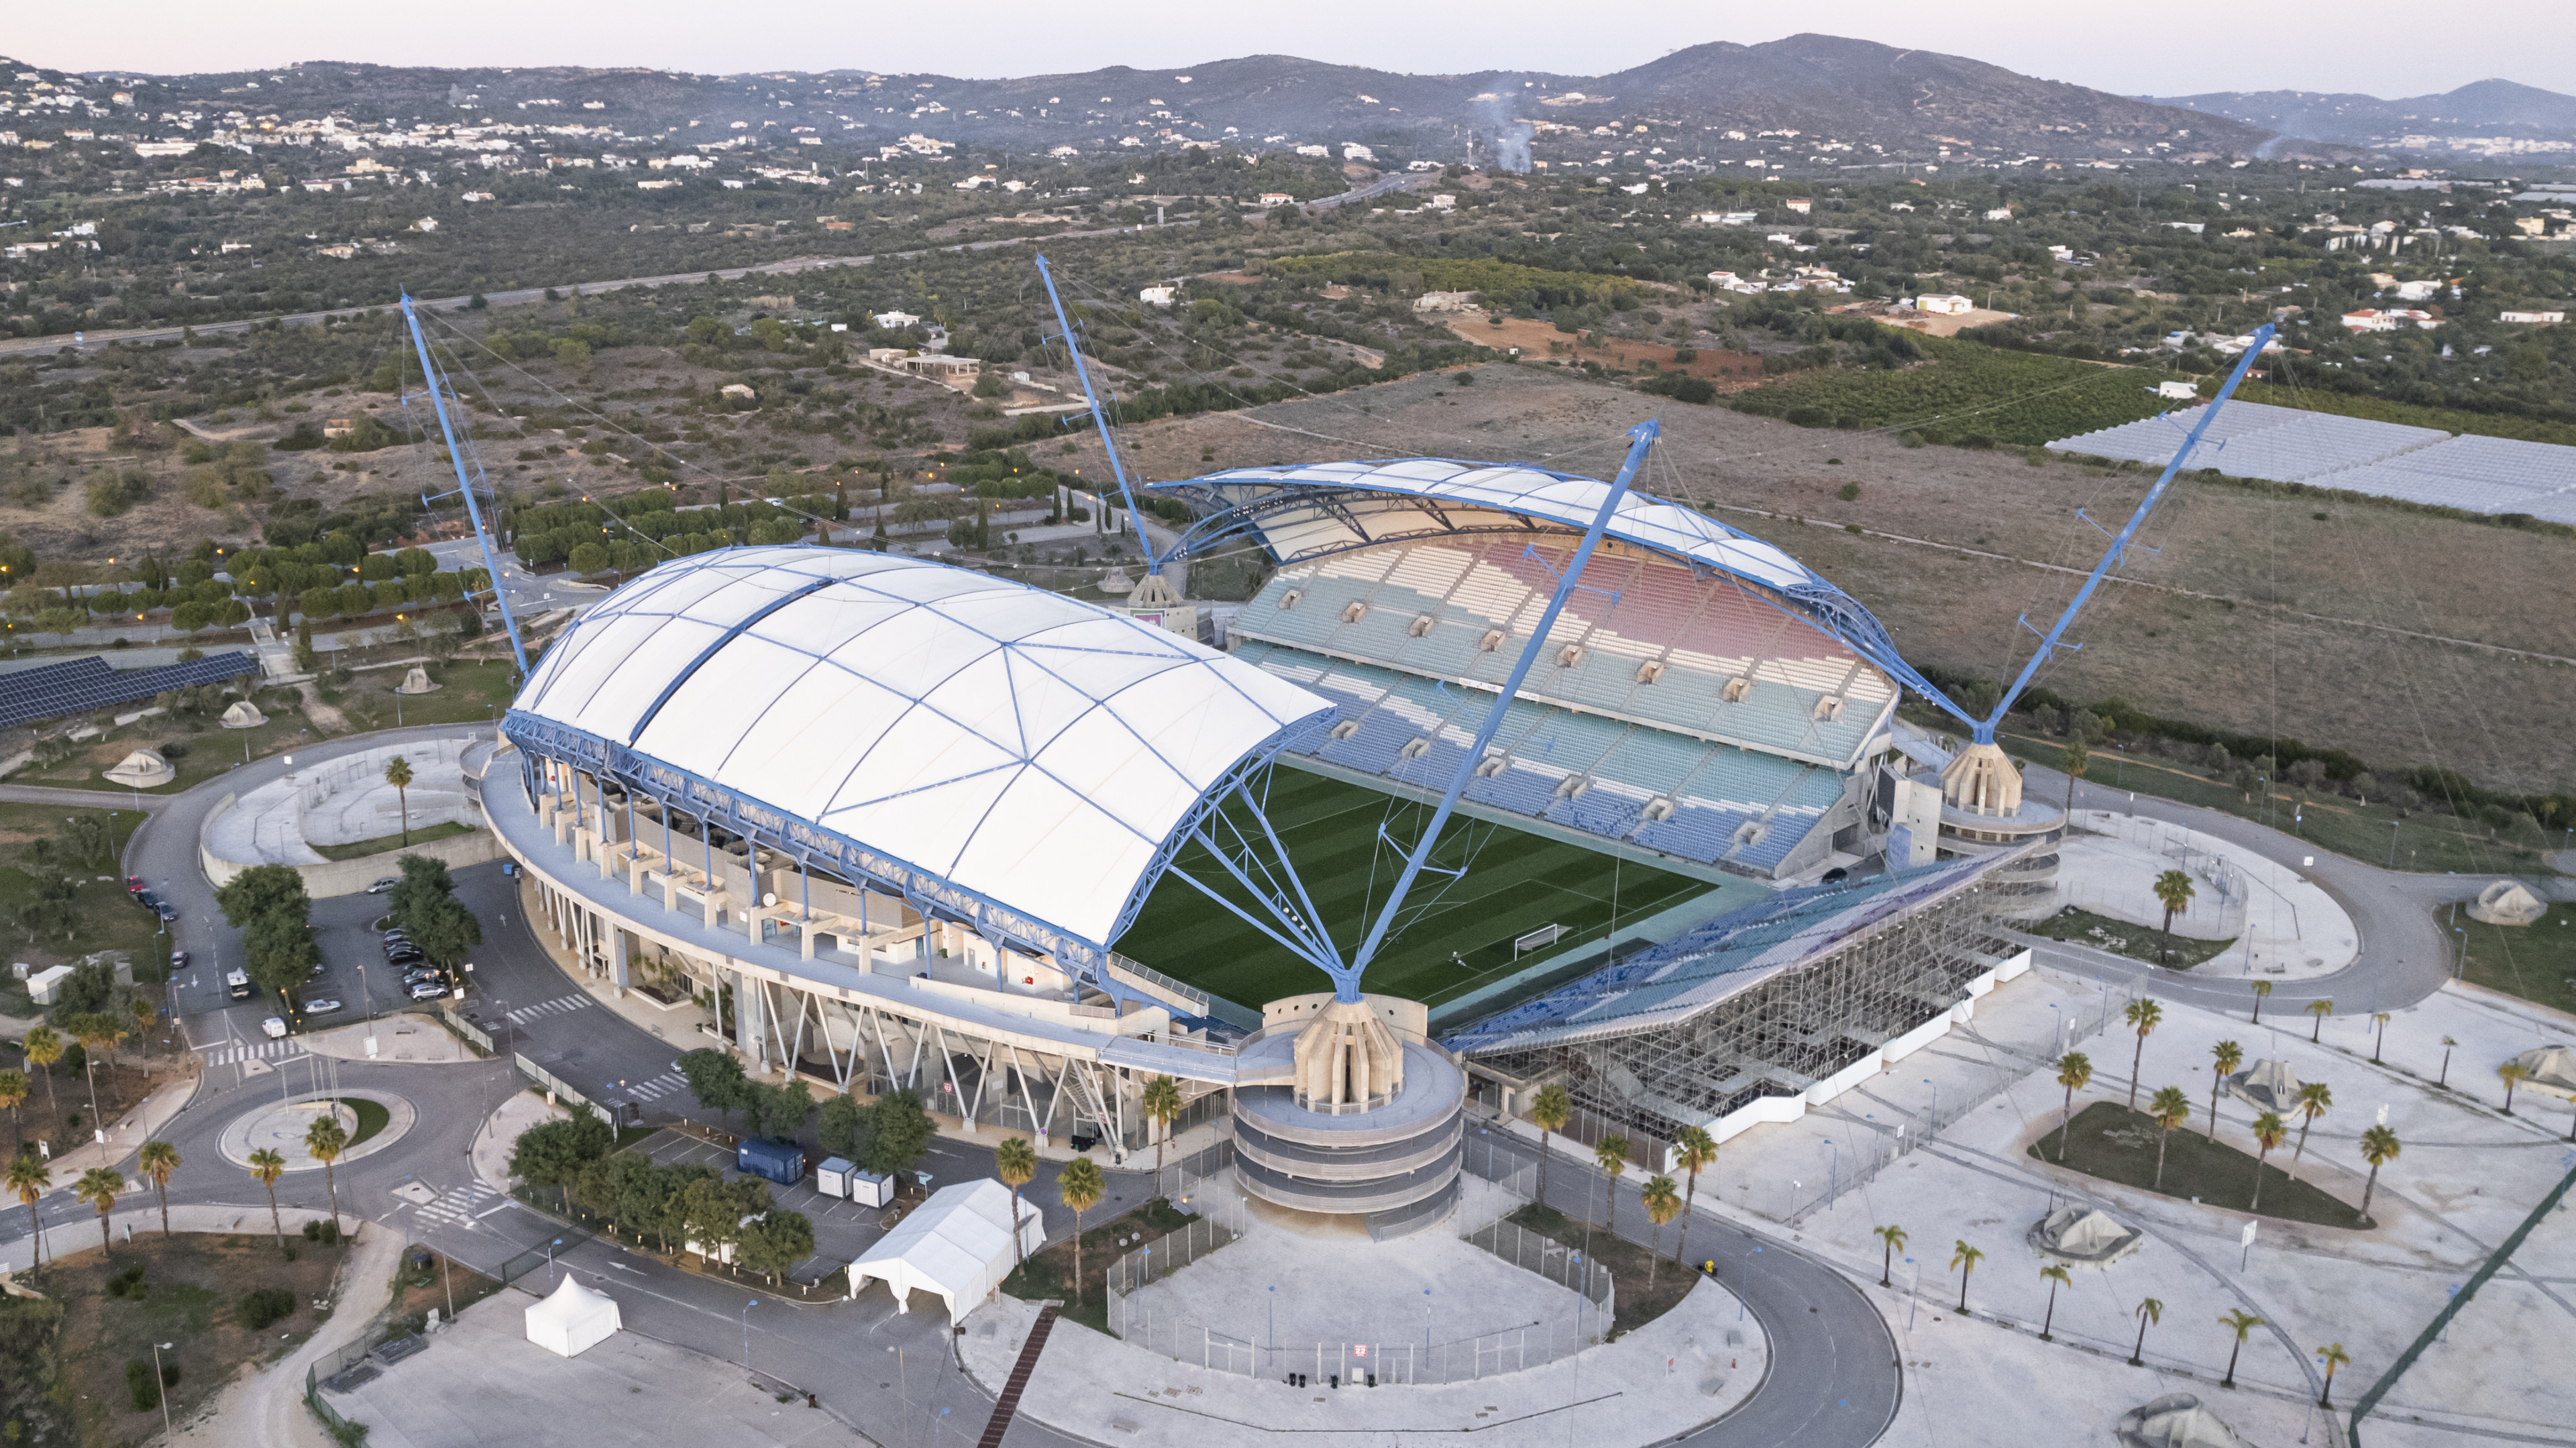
[106,1263,148,1300]
[126,1357,179,1411]
[238,1286,299,1330]
[301,1219,341,1246]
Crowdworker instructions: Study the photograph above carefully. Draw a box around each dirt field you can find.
[1439,315,1763,384]
[1062,364,2576,792]
[1829,299,2025,338]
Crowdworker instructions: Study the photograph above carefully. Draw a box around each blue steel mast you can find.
[1034,254,1161,573]
[400,293,529,674]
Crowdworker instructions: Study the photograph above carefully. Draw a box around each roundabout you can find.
[216,1089,417,1172]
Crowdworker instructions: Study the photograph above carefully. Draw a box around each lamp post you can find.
[1269,1284,1277,1376]
[2453,927,2468,980]
[545,1236,562,1286]
[1824,1139,1840,1210]
[1924,1078,1939,1140]
[742,1298,757,1372]
[150,1341,174,1437]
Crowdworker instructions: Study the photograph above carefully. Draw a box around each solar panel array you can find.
[2049,401,2576,521]
[0,652,260,730]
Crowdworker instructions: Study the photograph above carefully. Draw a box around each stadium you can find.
[480,452,2057,1227]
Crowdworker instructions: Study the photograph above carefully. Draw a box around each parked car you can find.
[366,877,400,894]
[135,890,163,913]
[304,998,343,1014]
[261,1016,288,1039]
[153,902,178,922]
[170,949,187,972]
[125,876,146,894]
[406,982,447,1001]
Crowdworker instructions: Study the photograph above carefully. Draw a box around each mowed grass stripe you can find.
[1114,768,1708,1009]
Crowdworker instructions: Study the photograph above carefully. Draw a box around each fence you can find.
[442,1006,494,1055]
[514,1051,615,1127]
[2062,812,2254,941]
[1459,1215,1615,1324]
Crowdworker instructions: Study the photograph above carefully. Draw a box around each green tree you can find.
[407,893,482,970]
[1058,1156,1105,1304]
[1672,1125,1716,1271]
[2151,870,2196,965]
[2218,1308,2263,1388]
[817,1092,865,1159]
[678,1174,749,1268]
[2318,1342,2351,1407]
[76,1166,123,1255]
[2061,733,2088,815]
[1873,1223,1907,1288]
[1640,1174,1681,1286]
[2500,1060,2530,1115]
[509,1114,612,1212]
[241,911,321,1006]
[214,862,311,930]
[1949,1239,1984,1312]
[2148,1086,2192,1190]
[7,1152,50,1267]
[2037,1263,2072,1341]
[2289,1082,2333,1174]
[2357,1125,2400,1221]
[2122,998,2163,1111]
[994,1137,1038,1267]
[2249,979,2271,1027]
[384,755,415,845]
[1141,1074,1183,1200]
[2129,1297,2164,1366]
[2053,1051,2094,1159]
[2249,1111,2287,1213]
[21,1025,60,1115]
[307,1115,349,1235]
[678,1049,748,1127]
[248,1147,286,1248]
[2305,997,2332,1043]
[756,1079,813,1140]
[2208,1039,2243,1141]
[1527,1084,1570,1212]
[61,1012,124,1126]
[0,1068,24,1154]
[862,1090,934,1179]
[138,1140,180,1238]
[1594,1133,1629,1227]
[739,1208,816,1284]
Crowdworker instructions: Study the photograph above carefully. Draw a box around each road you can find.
[0,219,1199,358]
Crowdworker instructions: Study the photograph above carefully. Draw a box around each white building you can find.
[1983,207,2013,221]
[872,310,921,328]
[1138,285,1177,307]
[1341,144,1375,162]
[1917,294,1976,315]
[2500,309,2565,324]
[1256,192,1293,207]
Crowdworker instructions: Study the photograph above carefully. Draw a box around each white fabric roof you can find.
[523,1275,621,1357]
[1186,459,1827,592]
[847,1178,1042,1320]
[511,548,1330,948]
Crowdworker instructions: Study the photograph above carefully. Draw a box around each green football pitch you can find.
[1111,766,1713,1011]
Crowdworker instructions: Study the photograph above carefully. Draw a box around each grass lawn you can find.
[329,658,525,733]
[1000,1195,1201,1337]
[2023,904,2238,970]
[309,819,478,862]
[2454,902,2576,1019]
[0,800,164,984]
[13,1233,351,1448]
[1996,731,2548,877]
[2032,1101,2369,1229]
[341,1096,392,1147]
[11,686,323,797]
[1112,766,1709,1010]
[1503,1202,1697,1337]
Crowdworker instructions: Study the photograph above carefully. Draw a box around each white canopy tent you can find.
[523,1276,621,1357]
[847,1179,1044,1321]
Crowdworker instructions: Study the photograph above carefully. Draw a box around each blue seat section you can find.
[1235,538,1892,766]
[1242,643,1843,873]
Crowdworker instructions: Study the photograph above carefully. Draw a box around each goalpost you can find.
[1513,923,1569,959]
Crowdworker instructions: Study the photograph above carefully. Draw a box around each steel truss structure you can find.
[1466,870,2024,1153]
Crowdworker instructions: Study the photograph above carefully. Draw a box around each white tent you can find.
[847,1179,1044,1321]
[523,1276,621,1357]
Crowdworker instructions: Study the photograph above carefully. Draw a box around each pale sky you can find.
[10,0,2568,101]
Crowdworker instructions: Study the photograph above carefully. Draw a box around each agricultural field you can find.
[1723,333,2182,446]
[1114,766,1711,1012]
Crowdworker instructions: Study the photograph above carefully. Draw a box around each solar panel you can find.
[0,652,260,731]
[2046,401,2447,483]
[2310,433,2576,518]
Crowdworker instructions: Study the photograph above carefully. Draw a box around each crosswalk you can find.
[504,993,594,1025]
[621,1069,689,1104]
[411,1182,505,1233]
[202,1039,308,1067]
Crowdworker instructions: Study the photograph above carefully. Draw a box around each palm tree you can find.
[2037,1264,2072,1341]
[2121,998,2163,1111]
[2129,1297,2164,1365]
[1671,1125,1716,1271]
[70,1015,122,1127]
[2370,1013,2392,1063]
[2357,1125,2400,1221]
[248,1147,288,1248]
[138,1140,180,1238]
[2151,870,2196,964]
[0,1068,25,1154]
[2208,1040,2243,1141]
[1527,1084,1570,1212]
[384,755,415,844]
[2218,1308,2264,1388]
[76,1166,123,1255]
[1140,1074,1183,1201]
[2148,1086,2192,1190]
[1057,1156,1104,1304]
[2437,1035,2457,1088]
[22,1024,62,1116]
[1949,1239,1984,1313]
[994,1137,1037,1268]
[1593,1133,1629,1228]
[1873,1223,1908,1288]
[2304,997,2332,1043]
[306,1115,350,1235]
[2249,980,2271,1027]
[1640,1176,1680,1286]
[2249,1111,2287,1213]
[5,1152,49,1267]
[2061,734,2090,815]
[2053,1051,2094,1161]
[2289,1082,2334,1174]
[2499,1061,2530,1116]
[2318,1341,2351,1407]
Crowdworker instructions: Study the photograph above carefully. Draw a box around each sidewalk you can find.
[3,1202,362,1272]
[301,1014,477,1065]
[32,1068,200,1182]
[473,1088,572,1194]
[2059,809,2357,979]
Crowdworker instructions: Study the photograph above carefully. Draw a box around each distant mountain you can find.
[30,34,2275,166]
[2154,79,2576,156]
